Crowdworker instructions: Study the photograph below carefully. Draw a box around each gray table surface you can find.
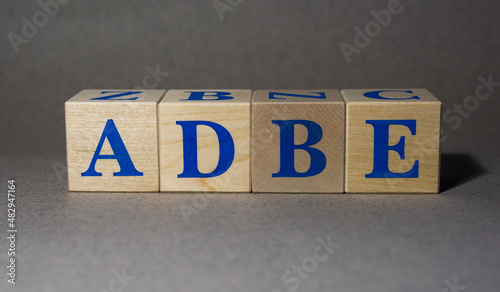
[1,1,500,291]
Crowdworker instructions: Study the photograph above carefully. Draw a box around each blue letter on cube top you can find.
[363,90,420,100]
[181,91,234,101]
[268,92,326,100]
[89,91,143,101]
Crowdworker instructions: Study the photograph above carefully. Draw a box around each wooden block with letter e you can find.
[65,89,165,192]
[252,89,345,193]
[158,90,251,192]
[342,89,441,193]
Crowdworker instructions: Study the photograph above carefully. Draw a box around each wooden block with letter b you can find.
[158,90,251,192]
[342,89,441,193]
[65,89,166,192]
[252,89,345,193]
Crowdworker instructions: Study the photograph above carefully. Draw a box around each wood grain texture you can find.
[158,90,251,192]
[342,89,441,193]
[65,89,165,192]
[252,89,345,193]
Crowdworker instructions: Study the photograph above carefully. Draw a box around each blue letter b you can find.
[272,120,327,178]
[181,91,234,101]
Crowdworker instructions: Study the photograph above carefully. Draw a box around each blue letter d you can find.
[176,121,235,178]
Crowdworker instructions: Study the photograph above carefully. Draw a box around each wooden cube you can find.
[252,90,345,193]
[342,89,441,193]
[158,90,251,192]
[65,90,165,192]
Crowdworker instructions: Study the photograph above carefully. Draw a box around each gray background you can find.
[1,0,499,291]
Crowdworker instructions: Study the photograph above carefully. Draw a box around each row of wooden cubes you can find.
[65,89,441,193]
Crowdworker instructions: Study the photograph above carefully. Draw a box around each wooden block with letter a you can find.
[158,90,251,192]
[252,89,345,193]
[342,89,441,193]
[65,89,165,192]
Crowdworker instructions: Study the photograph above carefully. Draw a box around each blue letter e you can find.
[365,119,419,178]
[176,121,235,178]
[272,120,327,178]
[81,119,143,177]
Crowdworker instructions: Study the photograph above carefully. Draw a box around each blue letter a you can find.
[176,121,235,178]
[365,119,419,178]
[272,120,327,177]
[81,119,143,177]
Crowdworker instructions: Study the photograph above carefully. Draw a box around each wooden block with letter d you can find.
[342,89,441,193]
[252,89,345,193]
[65,89,166,192]
[158,90,251,192]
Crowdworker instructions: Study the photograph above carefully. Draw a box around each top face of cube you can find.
[341,89,441,103]
[253,89,343,103]
[160,90,252,104]
[65,90,166,104]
